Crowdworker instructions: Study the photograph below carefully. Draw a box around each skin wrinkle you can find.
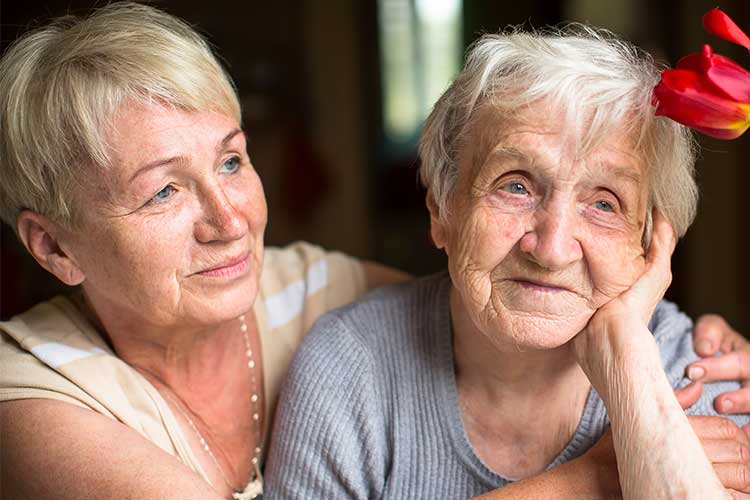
[445,118,649,348]
[55,100,267,337]
[437,104,675,478]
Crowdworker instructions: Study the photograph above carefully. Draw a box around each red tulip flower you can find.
[652,8,750,139]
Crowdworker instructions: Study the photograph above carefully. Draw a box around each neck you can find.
[450,286,591,477]
[76,290,250,402]
[450,287,588,401]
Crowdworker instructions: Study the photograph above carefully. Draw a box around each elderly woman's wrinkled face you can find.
[60,102,267,328]
[433,111,650,351]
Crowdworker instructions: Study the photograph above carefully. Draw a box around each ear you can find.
[425,190,448,250]
[16,211,85,286]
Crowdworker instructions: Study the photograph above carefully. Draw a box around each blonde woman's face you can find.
[63,102,267,328]
[434,114,651,351]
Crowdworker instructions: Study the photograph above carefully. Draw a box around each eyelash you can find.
[220,155,242,174]
[143,155,244,207]
[500,181,530,196]
[497,178,623,217]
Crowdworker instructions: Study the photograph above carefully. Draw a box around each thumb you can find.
[674,380,703,409]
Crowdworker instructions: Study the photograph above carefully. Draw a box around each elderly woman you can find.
[264,27,750,499]
[0,5,747,500]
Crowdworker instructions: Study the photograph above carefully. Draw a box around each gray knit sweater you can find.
[264,273,749,499]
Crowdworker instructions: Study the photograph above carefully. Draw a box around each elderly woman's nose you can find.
[194,185,247,242]
[518,208,583,270]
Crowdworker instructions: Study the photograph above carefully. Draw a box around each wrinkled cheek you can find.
[584,233,646,302]
[447,210,526,301]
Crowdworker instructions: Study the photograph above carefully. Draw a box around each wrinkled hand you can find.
[687,315,750,419]
[676,384,750,497]
[574,391,750,499]
[572,210,676,378]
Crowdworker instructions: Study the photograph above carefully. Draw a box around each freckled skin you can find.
[434,113,649,352]
[56,102,268,331]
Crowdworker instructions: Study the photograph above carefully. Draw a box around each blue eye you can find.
[220,156,241,174]
[502,182,529,195]
[594,200,615,212]
[148,184,176,205]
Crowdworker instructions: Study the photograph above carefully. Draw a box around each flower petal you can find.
[703,8,750,50]
[653,69,750,139]
[677,46,750,101]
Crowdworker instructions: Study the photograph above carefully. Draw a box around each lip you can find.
[511,278,572,293]
[197,253,250,278]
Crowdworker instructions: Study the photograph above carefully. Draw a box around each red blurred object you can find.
[653,8,750,140]
[703,8,750,50]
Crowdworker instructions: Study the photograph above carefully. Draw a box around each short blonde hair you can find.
[0,1,241,228]
[419,25,698,238]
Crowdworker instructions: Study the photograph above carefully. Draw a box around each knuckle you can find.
[722,420,741,440]
[740,443,750,464]
[719,418,740,441]
[739,464,750,491]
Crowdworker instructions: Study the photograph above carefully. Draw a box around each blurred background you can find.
[1,0,748,335]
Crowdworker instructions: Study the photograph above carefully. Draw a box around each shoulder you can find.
[262,241,366,298]
[0,297,115,413]
[299,271,451,356]
[259,241,367,329]
[650,300,749,425]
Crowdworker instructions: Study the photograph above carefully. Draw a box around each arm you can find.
[572,211,728,500]
[689,315,750,418]
[472,393,750,500]
[361,260,412,290]
[1,399,223,500]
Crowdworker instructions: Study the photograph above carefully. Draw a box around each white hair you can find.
[0,2,241,229]
[419,25,698,238]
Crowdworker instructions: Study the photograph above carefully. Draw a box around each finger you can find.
[727,488,750,499]
[714,463,750,493]
[689,351,750,382]
[688,415,746,441]
[701,438,750,464]
[715,388,750,415]
[722,333,750,355]
[675,381,703,409]
[694,314,738,357]
[624,210,676,321]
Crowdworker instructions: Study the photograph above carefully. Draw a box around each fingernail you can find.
[687,366,705,380]
[696,340,712,354]
[720,399,734,412]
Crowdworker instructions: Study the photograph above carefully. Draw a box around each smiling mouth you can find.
[197,254,250,278]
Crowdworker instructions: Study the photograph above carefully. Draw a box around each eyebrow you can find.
[129,128,245,182]
[483,146,642,187]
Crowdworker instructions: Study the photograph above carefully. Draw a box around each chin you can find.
[188,272,259,326]
[486,310,592,352]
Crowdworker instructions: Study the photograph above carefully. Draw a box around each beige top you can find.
[0,241,367,483]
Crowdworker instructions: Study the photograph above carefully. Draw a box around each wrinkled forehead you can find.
[460,100,648,184]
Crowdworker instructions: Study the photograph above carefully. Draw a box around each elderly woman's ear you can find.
[16,210,85,286]
[426,191,448,250]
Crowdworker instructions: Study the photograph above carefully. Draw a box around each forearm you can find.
[1,400,223,500]
[595,324,728,500]
[470,456,618,500]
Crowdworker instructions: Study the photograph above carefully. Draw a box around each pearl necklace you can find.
[164,314,263,500]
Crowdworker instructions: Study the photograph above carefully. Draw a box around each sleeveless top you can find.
[0,241,367,484]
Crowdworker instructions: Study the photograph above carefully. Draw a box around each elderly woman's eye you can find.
[148,184,176,205]
[220,155,241,174]
[594,200,615,212]
[501,182,529,195]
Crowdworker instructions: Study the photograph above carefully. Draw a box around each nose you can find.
[518,203,583,270]
[194,183,247,243]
